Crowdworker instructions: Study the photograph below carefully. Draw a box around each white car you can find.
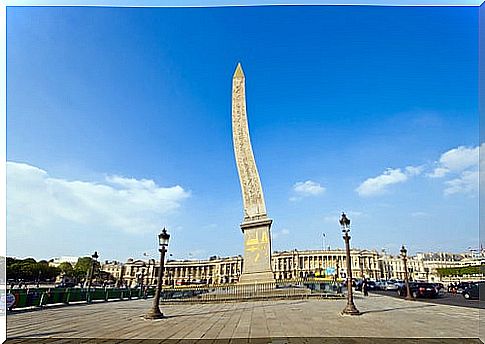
[385,282,399,291]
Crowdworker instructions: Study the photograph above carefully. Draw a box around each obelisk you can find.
[232,63,275,284]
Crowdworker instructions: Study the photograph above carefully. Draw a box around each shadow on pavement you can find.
[152,300,309,319]
[360,303,437,314]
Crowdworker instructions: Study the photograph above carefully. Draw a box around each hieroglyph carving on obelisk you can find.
[232,63,267,221]
[232,63,275,284]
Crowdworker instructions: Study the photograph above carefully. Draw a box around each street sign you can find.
[5,293,16,308]
[326,267,336,275]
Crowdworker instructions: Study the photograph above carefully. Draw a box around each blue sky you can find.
[6,5,480,262]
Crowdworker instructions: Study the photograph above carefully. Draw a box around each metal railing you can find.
[6,287,155,309]
[6,279,344,309]
[159,280,343,302]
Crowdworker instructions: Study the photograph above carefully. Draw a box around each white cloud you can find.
[444,170,479,196]
[426,144,481,195]
[356,168,409,197]
[356,144,481,197]
[427,167,449,178]
[405,165,424,176]
[411,211,429,217]
[353,145,480,198]
[428,145,479,178]
[291,180,325,201]
[7,162,190,236]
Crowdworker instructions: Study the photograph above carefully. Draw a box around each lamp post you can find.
[339,213,360,315]
[145,227,170,320]
[424,267,430,282]
[37,270,42,288]
[400,245,414,301]
[138,262,146,298]
[335,261,339,283]
[87,251,99,303]
[359,252,364,279]
[168,271,174,288]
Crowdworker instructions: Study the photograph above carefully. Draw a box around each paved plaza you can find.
[6,293,483,342]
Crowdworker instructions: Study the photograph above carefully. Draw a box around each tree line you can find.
[436,265,484,277]
[6,256,101,284]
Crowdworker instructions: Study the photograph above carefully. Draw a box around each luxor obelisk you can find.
[232,63,275,284]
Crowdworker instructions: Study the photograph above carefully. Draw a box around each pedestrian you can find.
[363,278,369,296]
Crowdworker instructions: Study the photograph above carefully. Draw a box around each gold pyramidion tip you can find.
[233,63,245,78]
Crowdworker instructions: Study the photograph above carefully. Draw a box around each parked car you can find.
[432,283,445,295]
[355,279,376,291]
[55,282,76,288]
[456,282,474,293]
[462,282,484,300]
[375,281,386,290]
[397,282,440,298]
[384,281,399,291]
[366,281,377,290]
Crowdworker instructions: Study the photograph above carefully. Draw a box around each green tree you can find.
[74,257,100,282]
[58,262,74,276]
[36,261,60,281]
[7,257,62,282]
[436,265,483,277]
[7,257,37,281]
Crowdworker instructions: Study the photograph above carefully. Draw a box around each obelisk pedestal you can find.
[239,218,275,283]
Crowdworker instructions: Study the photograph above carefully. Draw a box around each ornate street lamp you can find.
[339,213,360,315]
[87,251,99,303]
[145,227,170,319]
[400,245,414,301]
[359,251,364,279]
[37,270,42,288]
[334,261,339,284]
[138,262,147,298]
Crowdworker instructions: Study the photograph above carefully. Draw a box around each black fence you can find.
[6,279,344,309]
[6,287,155,309]
[159,279,343,302]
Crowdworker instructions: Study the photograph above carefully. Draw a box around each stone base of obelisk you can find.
[238,217,276,284]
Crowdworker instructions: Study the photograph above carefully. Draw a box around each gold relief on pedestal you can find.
[245,230,269,263]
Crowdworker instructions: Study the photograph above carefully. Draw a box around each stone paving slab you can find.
[5,294,483,342]
[3,338,484,344]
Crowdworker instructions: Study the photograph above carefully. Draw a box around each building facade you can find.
[99,249,483,287]
[101,249,381,287]
[272,249,381,280]
[49,256,80,267]
[379,251,484,282]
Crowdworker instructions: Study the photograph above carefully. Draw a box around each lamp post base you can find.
[341,303,361,316]
[405,295,415,301]
[145,307,164,320]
